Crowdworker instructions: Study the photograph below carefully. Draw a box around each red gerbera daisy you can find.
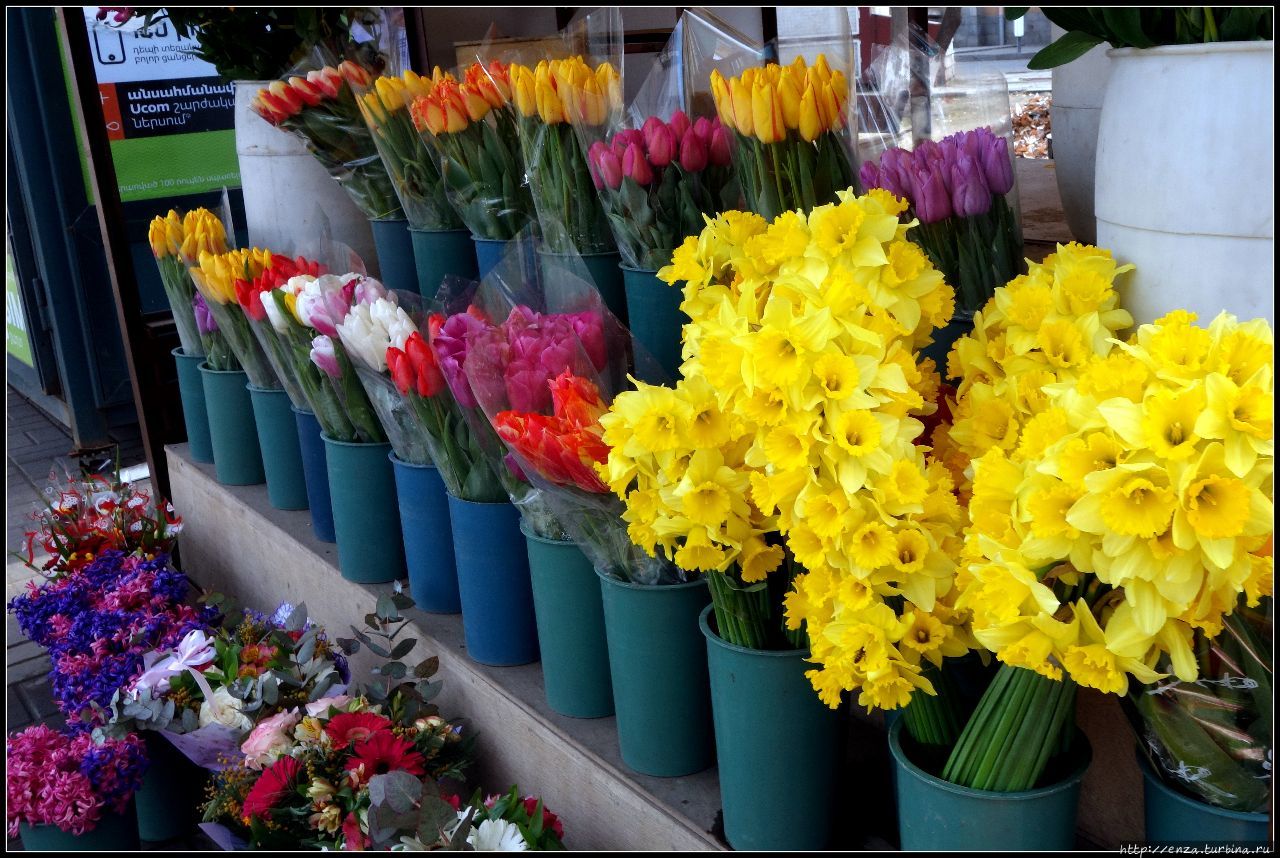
[324,712,393,747]
[345,731,425,778]
[242,755,303,819]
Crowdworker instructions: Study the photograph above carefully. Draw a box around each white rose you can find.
[199,686,252,732]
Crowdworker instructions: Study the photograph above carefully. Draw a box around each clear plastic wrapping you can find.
[188,247,280,387]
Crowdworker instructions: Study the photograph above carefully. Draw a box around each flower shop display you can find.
[709,55,855,221]
[356,70,479,297]
[410,60,537,273]
[289,272,405,583]
[860,126,1023,318]
[7,726,147,850]
[15,470,181,577]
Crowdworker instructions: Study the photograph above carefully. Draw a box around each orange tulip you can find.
[410,94,446,135]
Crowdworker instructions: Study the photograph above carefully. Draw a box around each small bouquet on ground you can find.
[377,782,567,851]
[8,550,218,728]
[235,252,328,412]
[288,272,392,443]
[356,71,465,231]
[860,126,1022,314]
[6,726,148,839]
[14,469,181,578]
[602,193,958,647]
[508,55,622,254]
[587,111,736,270]
[252,59,403,220]
[147,207,230,358]
[709,55,855,221]
[189,247,279,386]
[336,289,435,464]
[105,603,351,766]
[410,60,536,240]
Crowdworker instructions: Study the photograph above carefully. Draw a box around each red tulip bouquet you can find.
[234,253,326,412]
[586,111,737,270]
[859,126,1023,314]
[252,58,402,220]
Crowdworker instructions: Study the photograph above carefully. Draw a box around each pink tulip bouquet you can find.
[586,110,738,271]
[860,126,1023,314]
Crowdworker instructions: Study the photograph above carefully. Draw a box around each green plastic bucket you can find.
[523,523,613,718]
[369,217,417,294]
[172,346,213,463]
[701,605,839,849]
[539,249,627,324]
[19,799,140,850]
[409,227,478,299]
[322,434,405,583]
[134,732,206,842]
[889,718,1091,850]
[248,385,309,510]
[597,570,713,776]
[621,265,685,382]
[1139,749,1269,843]
[198,363,264,486]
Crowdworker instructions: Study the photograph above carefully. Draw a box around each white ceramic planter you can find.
[1050,33,1112,244]
[233,80,378,276]
[1095,42,1273,325]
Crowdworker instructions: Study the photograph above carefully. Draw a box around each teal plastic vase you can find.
[391,455,460,613]
[538,249,627,324]
[135,732,205,842]
[322,435,405,583]
[597,571,713,776]
[172,346,213,463]
[370,217,417,294]
[889,718,1091,850]
[1139,750,1269,843]
[473,235,538,283]
[198,364,265,486]
[409,227,478,299]
[523,523,613,718]
[701,606,839,850]
[621,266,685,382]
[248,386,309,510]
[19,800,140,850]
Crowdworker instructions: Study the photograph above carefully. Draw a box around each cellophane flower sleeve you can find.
[250,48,403,221]
[409,61,536,241]
[1125,599,1272,813]
[461,228,680,584]
[189,248,281,387]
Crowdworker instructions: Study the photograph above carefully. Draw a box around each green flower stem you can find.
[902,663,964,747]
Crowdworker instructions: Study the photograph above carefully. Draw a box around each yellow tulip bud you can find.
[777,75,802,130]
[511,65,538,117]
[401,70,432,101]
[816,79,840,132]
[375,76,405,112]
[751,80,783,144]
[535,71,564,125]
[147,216,168,258]
[360,90,387,125]
[790,55,808,77]
[798,85,822,142]
[596,62,621,113]
[730,77,754,137]
[710,69,732,128]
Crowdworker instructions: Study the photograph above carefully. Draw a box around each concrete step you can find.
[167,444,725,852]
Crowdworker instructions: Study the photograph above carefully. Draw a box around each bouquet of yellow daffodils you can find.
[509,57,622,255]
[600,190,961,654]
[949,308,1272,795]
[147,208,232,364]
[189,248,278,386]
[709,56,855,221]
[410,61,535,241]
[356,71,465,231]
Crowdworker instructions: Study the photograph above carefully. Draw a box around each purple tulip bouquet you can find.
[860,126,1023,314]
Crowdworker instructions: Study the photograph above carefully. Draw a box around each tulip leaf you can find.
[1101,7,1156,47]
[1027,31,1106,70]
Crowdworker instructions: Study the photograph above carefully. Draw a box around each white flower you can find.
[376,301,419,352]
[337,301,396,372]
[199,686,252,732]
[469,819,528,851]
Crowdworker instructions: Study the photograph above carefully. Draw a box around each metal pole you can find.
[55,7,171,497]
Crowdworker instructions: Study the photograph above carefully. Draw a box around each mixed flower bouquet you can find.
[15,470,181,577]
[709,55,855,221]
[508,56,622,254]
[602,192,957,650]
[107,603,350,756]
[6,726,148,838]
[252,59,403,220]
[386,783,567,851]
[410,61,536,241]
[356,71,465,231]
[860,126,1022,314]
[147,207,230,358]
[8,550,218,728]
[189,247,279,385]
[586,111,737,271]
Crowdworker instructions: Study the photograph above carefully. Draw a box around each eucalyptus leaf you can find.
[368,771,423,814]
[285,602,309,632]
[391,638,417,660]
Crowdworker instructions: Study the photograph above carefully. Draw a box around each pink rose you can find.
[305,694,352,717]
[241,709,301,769]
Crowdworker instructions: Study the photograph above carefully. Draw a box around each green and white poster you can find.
[83,8,240,201]
[6,237,35,367]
